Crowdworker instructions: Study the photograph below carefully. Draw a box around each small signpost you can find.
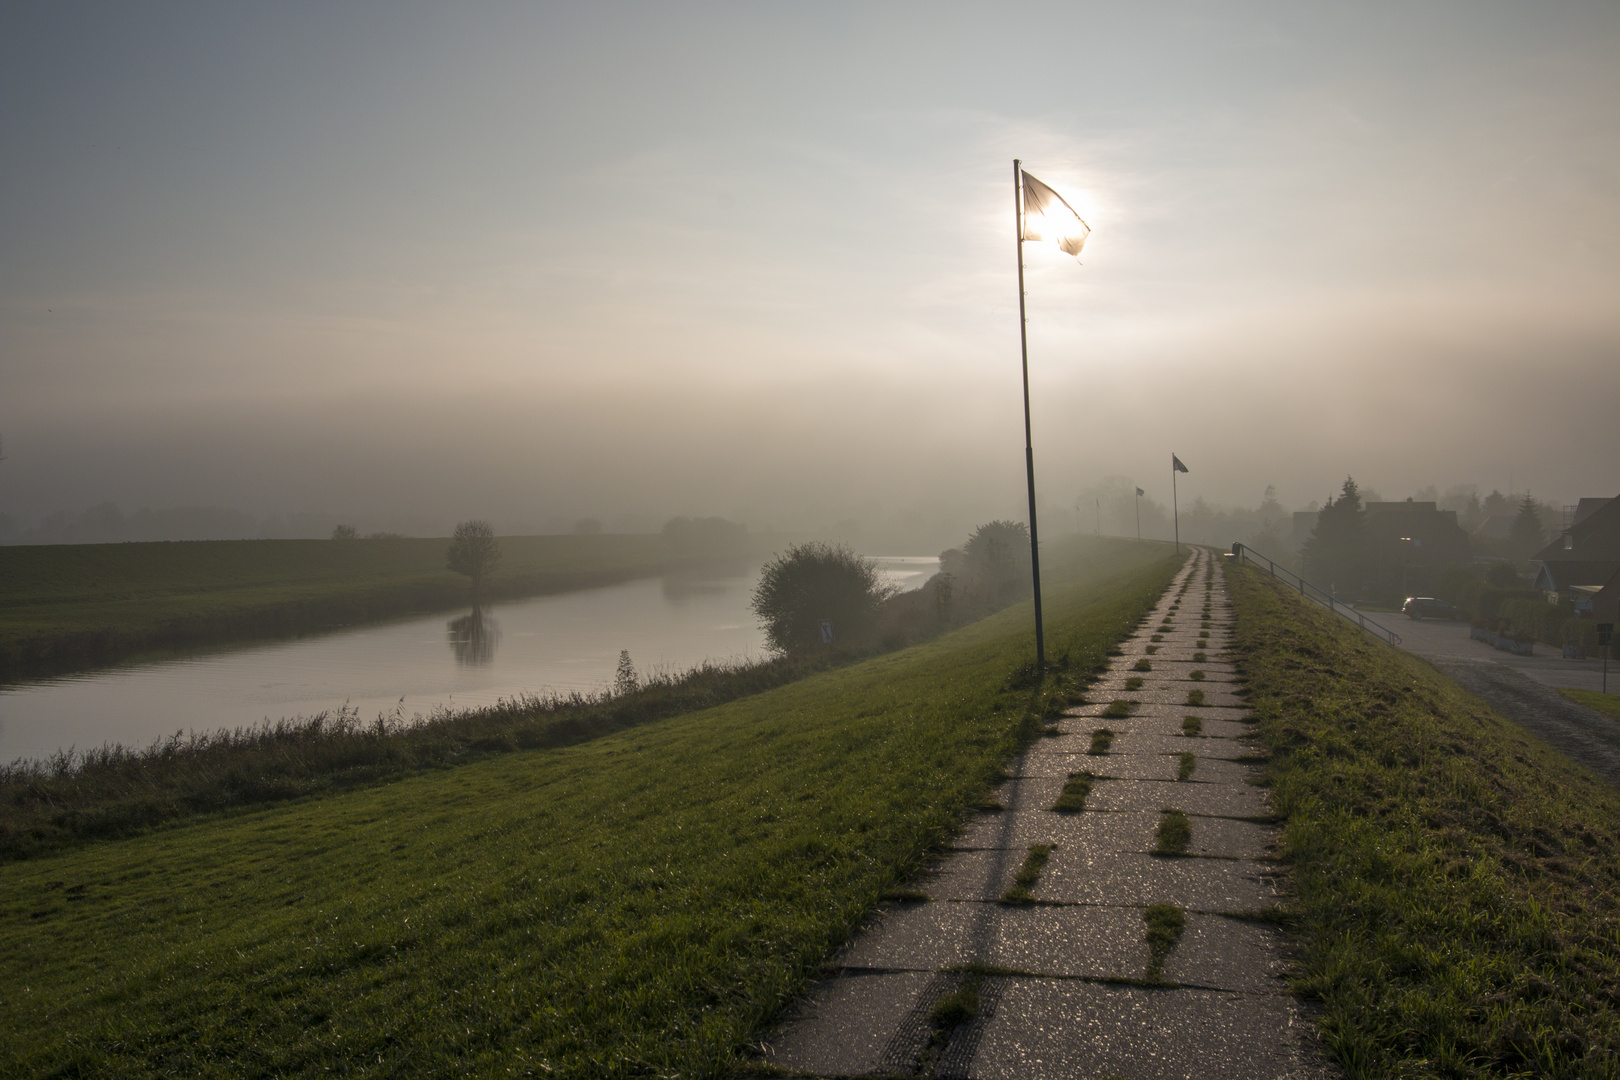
[820,620,834,646]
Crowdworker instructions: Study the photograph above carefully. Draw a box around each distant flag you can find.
[1020,171,1090,257]
[1135,486,1145,497]
[1172,455,1189,474]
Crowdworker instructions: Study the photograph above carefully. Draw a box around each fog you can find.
[3,3,1617,548]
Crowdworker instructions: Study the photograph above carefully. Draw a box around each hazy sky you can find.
[3,2,1617,538]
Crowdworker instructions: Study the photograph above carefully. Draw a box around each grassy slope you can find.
[0,535,782,680]
[1559,688,1620,725]
[0,537,1181,1079]
[1229,563,1620,1079]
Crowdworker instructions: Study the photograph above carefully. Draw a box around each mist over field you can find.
[2,2,1616,546]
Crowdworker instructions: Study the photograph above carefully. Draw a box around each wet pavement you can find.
[757,549,1332,1079]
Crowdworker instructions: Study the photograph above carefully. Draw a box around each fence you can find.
[1228,543,1403,646]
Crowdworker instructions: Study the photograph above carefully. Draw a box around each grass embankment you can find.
[0,652,853,862]
[1559,688,1620,724]
[1229,563,1620,1078]
[0,537,1181,1078]
[0,534,783,682]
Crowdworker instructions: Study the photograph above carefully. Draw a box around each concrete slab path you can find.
[758,549,1332,1079]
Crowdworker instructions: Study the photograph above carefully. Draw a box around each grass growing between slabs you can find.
[1229,562,1620,1079]
[0,537,1181,1079]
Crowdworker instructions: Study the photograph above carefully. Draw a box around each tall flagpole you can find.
[1172,457,1180,553]
[1014,159,1045,669]
[1136,490,1141,540]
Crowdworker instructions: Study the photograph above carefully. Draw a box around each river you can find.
[0,555,939,765]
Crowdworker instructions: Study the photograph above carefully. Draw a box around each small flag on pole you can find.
[1020,171,1090,257]
[1135,486,1145,496]
[1172,455,1189,473]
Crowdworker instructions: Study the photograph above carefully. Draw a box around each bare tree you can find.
[447,520,502,601]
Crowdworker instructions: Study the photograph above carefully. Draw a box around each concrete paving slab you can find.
[1088,683,1247,708]
[984,774,1066,811]
[1172,756,1266,786]
[838,902,1153,980]
[951,809,1274,860]
[1086,776,1271,818]
[1165,914,1294,994]
[952,808,1160,852]
[1015,752,1181,781]
[1135,661,1239,678]
[760,969,936,1076]
[918,847,1025,901]
[1110,732,1266,761]
[1034,848,1280,910]
[969,978,1329,1080]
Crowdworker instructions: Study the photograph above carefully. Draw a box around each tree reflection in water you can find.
[447,606,500,666]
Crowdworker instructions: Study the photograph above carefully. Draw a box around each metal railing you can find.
[1229,543,1403,646]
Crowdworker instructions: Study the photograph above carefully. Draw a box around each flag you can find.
[1172,455,1189,473]
[1020,171,1090,256]
[1136,487,1145,496]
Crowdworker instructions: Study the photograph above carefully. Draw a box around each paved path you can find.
[1391,617,1620,788]
[760,550,1330,1079]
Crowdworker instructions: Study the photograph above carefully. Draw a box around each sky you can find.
[2,1,1617,542]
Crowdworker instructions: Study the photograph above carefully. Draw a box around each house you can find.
[1533,495,1620,596]
[1358,500,1470,598]
[1363,500,1470,567]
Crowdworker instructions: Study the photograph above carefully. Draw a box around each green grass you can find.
[1143,902,1186,983]
[1133,658,1152,671]
[1125,676,1145,690]
[1189,669,1206,681]
[1102,699,1133,718]
[1088,728,1115,755]
[1176,752,1196,781]
[0,537,1183,1078]
[1186,689,1205,706]
[999,844,1054,905]
[1052,772,1094,813]
[1153,807,1191,855]
[0,535,788,681]
[1229,562,1620,1078]
[1558,688,1620,723]
[1192,651,1206,662]
[1181,715,1202,737]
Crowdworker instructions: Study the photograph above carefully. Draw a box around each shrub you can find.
[750,542,896,654]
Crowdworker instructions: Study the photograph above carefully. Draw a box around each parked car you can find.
[1402,597,1463,621]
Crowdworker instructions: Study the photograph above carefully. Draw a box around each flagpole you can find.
[1014,159,1045,669]
[1136,490,1141,540]
[1172,457,1180,553]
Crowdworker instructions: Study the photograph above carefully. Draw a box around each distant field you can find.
[0,534,785,681]
[0,536,1180,1079]
[1231,564,1620,1077]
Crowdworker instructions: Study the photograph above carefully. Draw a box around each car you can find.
[1402,597,1463,621]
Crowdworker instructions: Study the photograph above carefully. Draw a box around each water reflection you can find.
[447,607,501,666]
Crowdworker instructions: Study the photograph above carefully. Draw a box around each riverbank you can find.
[0,537,1180,1078]
[0,534,791,682]
[1229,561,1620,1076]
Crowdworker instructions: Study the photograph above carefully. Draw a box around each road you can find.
[1386,613,1620,788]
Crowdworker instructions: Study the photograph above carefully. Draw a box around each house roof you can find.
[1573,497,1612,528]
[1535,560,1620,591]
[1536,494,1620,562]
